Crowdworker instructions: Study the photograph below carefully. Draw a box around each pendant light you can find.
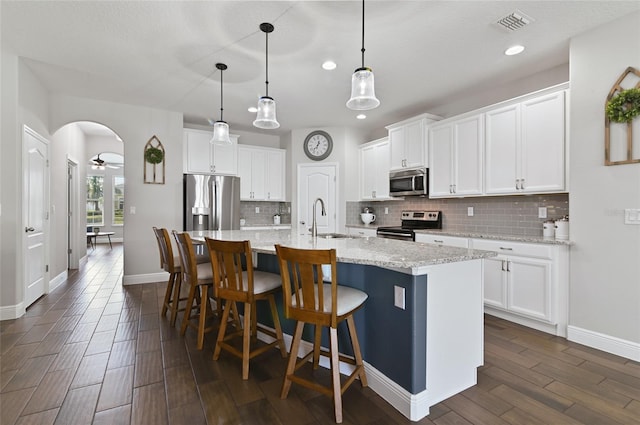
[346,0,380,110]
[253,22,280,129]
[210,63,232,145]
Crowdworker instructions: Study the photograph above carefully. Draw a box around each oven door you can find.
[376,228,415,241]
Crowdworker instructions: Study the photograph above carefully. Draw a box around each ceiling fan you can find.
[89,153,122,170]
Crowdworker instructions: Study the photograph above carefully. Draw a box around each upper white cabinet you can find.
[237,145,286,201]
[386,114,440,170]
[428,114,484,198]
[183,128,238,175]
[485,90,566,195]
[359,137,391,200]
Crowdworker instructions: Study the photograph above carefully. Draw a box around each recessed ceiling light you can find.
[504,45,525,56]
[248,106,258,113]
[322,61,337,71]
[356,114,366,120]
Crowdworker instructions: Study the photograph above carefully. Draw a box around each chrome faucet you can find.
[311,197,326,238]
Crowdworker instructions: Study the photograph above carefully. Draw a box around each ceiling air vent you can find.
[496,10,534,31]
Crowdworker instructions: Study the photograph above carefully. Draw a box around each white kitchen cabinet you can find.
[485,90,566,195]
[237,145,286,201]
[386,114,440,171]
[472,238,568,336]
[428,114,483,198]
[347,227,377,237]
[359,137,391,200]
[414,233,469,248]
[183,128,238,175]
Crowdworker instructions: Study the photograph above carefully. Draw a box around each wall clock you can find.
[303,130,333,161]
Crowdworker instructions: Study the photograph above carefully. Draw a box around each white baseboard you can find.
[122,272,167,285]
[0,302,25,321]
[49,270,68,293]
[568,326,640,362]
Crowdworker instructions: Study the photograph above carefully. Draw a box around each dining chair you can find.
[275,244,368,424]
[205,238,287,380]
[172,231,218,350]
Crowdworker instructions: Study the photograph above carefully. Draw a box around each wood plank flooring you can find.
[1,243,639,424]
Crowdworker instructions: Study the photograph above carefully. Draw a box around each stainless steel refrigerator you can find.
[183,174,240,231]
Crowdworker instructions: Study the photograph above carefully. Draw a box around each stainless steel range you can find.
[376,210,442,241]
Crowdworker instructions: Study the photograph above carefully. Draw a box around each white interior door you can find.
[297,164,337,235]
[23,126,50,307]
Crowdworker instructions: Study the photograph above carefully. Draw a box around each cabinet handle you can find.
[521,179,525,190]
[267,192,270,199]
[506,261,511,272]
[449,184,453,193]
[501,260,506,271]
[515,179,520,190]
[499,247,513,251]
[434,239,444,243]
[453,184,457,193]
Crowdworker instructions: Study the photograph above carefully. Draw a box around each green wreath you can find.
[606,87,640,123]
[145,146,164,164]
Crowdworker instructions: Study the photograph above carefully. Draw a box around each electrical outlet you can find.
[130,206,136,214]
[385,207,389,215]
[394,285,405,310]
[624,208,640,224]
[467,207,474,217]
[538,207,547,219]
[255,207,260,214]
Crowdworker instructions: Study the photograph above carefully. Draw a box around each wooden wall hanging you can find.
[604,66,640,165]
[143,135,166,184]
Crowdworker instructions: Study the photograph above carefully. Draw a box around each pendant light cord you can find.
[220,67,224,121]
[360,0,365,69]
[265,30,270,97]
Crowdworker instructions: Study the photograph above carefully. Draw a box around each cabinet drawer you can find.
[415,234,469,248]
[471,239,552,259]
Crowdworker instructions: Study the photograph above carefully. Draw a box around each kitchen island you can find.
[189,229,495,421]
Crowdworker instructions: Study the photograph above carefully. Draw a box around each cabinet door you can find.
[520,91,565,193]
[265,150,285,201]
[388,126,406,170]
[483,257,508,309]
[404,119,425,169]
[184,129,213,173]
[211,135,238,175]
[454,115,483,196]
[250,150,266,200]
[374,141,390,199]
[415,234,468,248]
[507,257,552,322]
[237,147,254,200]
[428,124,454,197]
[485,105,519,194]
[360,144,377,200]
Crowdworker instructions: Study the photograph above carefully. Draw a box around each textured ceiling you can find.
[3,1,639,137]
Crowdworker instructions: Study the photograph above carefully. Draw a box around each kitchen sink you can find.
[316,233,355,239]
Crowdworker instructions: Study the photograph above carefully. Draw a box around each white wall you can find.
[184,123,282,149]
[568,12,640,351]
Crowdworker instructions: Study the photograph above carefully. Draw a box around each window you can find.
[113,176,125,225]
[86,175,104,226]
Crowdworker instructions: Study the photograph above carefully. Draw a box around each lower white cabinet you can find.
[414,233,469,248]
[471,238,568,336]
[346,227,377,237]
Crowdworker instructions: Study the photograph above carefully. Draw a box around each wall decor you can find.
[605,66,640,165]
[144,135,165,184]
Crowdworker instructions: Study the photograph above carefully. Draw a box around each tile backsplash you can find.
[348,194,569,237]
[241,201,291,226]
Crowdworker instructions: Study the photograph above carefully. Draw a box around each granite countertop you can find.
[345,224,573,245]
[188,229,496,275]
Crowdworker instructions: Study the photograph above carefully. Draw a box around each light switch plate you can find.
[255,207,260,214]
[538,207,547,218]
[624,209,640,224]
[130,206,136,214]
[467,207,474,217]
[394,285,405,310]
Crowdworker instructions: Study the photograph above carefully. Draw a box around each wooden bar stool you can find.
[173,231,218,350]
[275,245,368,424]
[153,227,186,326]
[205,238,287,380]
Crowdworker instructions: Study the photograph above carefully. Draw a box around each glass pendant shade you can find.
[210,120,231,144]
[347,67,379,110]
[253,96,280,129]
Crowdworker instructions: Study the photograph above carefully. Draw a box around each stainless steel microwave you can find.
[389,167,428,197]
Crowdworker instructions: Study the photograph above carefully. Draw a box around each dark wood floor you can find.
[1,243,639,425]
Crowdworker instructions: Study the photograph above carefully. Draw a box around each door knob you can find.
[25,227,35,232]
